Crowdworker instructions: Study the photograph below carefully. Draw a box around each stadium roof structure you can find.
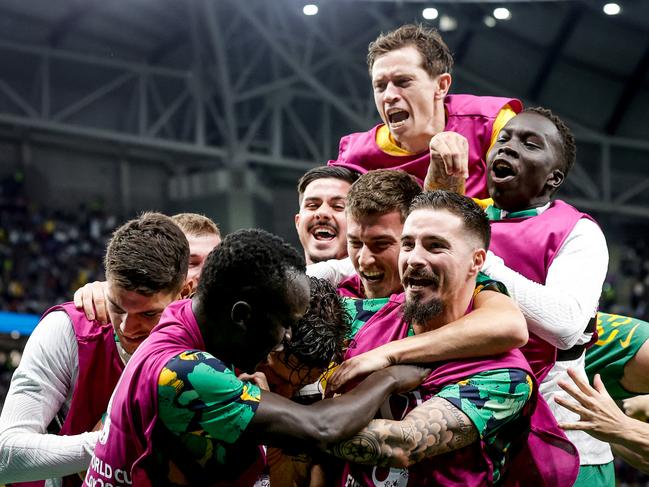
[0,0,648,215]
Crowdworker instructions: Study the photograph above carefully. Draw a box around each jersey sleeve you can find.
[436,368,532,439]
[342,296,390,339]
[475,272,509,296]
[157,350,261,443]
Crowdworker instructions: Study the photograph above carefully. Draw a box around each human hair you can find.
[197,229,306,321]
[409,190,490,249]
[104,212,189,296]
[297,166,360,203]
[367,23,454,78]
[284,277,350,369]
[523,107,576,182]
[171,213,220,238]
[347,169,422,222]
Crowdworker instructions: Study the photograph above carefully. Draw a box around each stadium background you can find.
[0,0,648,483]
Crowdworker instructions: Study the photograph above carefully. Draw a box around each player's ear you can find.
[179,280,194,299]
[231,300,252,330]
[435,73,452,99]
[546,168,565,191]
[470,248,486,276]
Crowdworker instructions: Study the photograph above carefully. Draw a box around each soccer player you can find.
[0,213,190,485]
[295,166,358,265]
[85,229,427,486]
[329,24,522,198]
[328,192,577,485]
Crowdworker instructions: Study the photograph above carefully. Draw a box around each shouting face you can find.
[487,112,565,212]
[371,46,450,154]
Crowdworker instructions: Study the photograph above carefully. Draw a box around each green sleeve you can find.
[342,296,390,339]
[157,350,261,443]
[436,368,532,439]
[475,272,509,296]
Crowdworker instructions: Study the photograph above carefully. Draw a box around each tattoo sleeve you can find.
[327,397,478,468]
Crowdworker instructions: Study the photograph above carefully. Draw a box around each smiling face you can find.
[487,112,565,212]
[295,177,352,264]
[399,208,484,328]
[106,280,180,354]
[371,46,450,154]
[347,210,403,299]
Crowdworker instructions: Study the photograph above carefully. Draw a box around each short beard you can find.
[402,297,444,326]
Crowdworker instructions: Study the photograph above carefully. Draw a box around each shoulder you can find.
[25,310,77,360]
[437,368,533,436]
[159,350,258,402]
[445,94,522,117]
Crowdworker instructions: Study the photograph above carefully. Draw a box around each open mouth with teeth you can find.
[361,270,384,283]
[387,109,410,129]
[311,226,337,241]
[405,277,438,290]
[490,159,517,183]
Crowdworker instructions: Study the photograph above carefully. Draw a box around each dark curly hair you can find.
[284,277,351,369]
[523,107,576,184]
[197,229,305,321]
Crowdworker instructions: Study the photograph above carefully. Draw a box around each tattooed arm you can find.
[424,132,468,194]
[328,396,477,468]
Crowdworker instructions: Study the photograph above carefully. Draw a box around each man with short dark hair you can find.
[295,165,359,265]
[85,229,426,486]
[342,169,422,300]
[323,170,526,376]
[327,192,577,486]
[329,24,522,198]
[0,213,190,485]
[410,107,612,485]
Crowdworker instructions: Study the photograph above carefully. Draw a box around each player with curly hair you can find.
[85,229,427,486]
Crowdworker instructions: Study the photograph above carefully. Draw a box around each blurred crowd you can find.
[621,241,649,322]
[0,171,116,314]
[0,171,117,410]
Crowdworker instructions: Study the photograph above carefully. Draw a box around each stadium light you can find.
[303,4,318,16]
[484,16,496,28]
[493,7,511,20]
[439,15,457,32]
[422,7,439,20]
[603,3,621,15]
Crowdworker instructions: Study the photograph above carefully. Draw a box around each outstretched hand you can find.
[73,280,109,323]
[326,349,393,396]
[556,368,632,444]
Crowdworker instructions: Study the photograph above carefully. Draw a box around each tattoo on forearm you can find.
[425,168,464,194]
[328,397,478,468]
[329,431,381,464]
